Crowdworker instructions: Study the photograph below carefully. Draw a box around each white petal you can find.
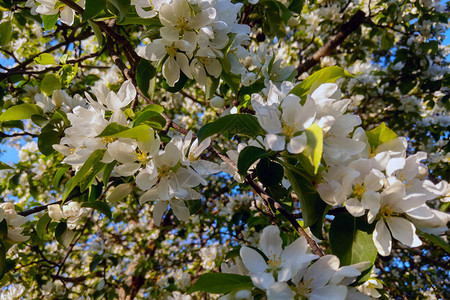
[373,219,392,256]
[163,56,180,87]
[310,285,347,300]
[386,217,422,247]
[259,225,283,258]
[265,134,285,151]
[287,133,307,154]
[240,246,268,274]
[153,201,168,226]
[267,282,294,300]
[345,198,365,217]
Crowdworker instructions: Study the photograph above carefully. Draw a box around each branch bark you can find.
[296,10,366,78]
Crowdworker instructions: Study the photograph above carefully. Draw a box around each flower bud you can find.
[48,204,63,221]
[210,96,224,108]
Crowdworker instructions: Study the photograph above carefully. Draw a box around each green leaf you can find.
[237,146,271,176]
[163,71,189,93]
[78,162,106,192]
[41,74,62,96]
[187,199,202,214]
[42,14,59,31]
[220,66,241,94]
[34,53,56,65]
[0,21,12,46]
[329,213,377,280]
[289,66,352,101]
[137,104,164,114]
[38,131,60,156]
[303,124,323,174]
[205,76,220,100]
[0,103,42,122]
[133,110,166,130]
[0,161,12,170]
[188,273,253,294]
[284,166,327,227]
[82,201,112,219]
[197,114,265,143]
[62,149,106,200]
[107,0,131,22]
[83,0,106,20]
[419,230,450,253]
[102,161,116,184]
[117,13,163,26]
[0,219,7,239]
[366,122,398,150]
[0,241,6,280]
[256,158,284,187]
[97,123,154,142]
[36,213,52,240]
[88,20,104,45]
[136,58,157,99]
[288,0,304,14]
[59,64,78,86]
[54,222,75,247]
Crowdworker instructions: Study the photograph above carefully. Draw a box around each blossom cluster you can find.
[141,0,250,87]
[0,202,29,243]
[222,225,371,300]
[52,80,221,226]
[248,79,449,257]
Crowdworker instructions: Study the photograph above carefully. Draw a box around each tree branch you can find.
[296,10,366,78]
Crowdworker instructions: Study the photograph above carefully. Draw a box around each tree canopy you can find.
[0,0,448,299]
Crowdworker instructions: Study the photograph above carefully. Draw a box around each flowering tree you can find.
[0,0,448,299]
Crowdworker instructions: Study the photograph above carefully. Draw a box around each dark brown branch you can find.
[296,10,366,78]
[0,131,38,138]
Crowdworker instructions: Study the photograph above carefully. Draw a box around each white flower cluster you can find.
[48,202,90,229]
[223,226,370,300]
[141,0,250,86]
[27,0,86,26]
[53,80,221,226]
[0,202,29,243]
[247,80,449,257]
[318,130,449,256]
[252,81,364,160]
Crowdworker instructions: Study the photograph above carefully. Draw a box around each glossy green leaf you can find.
[53,165,70,188]
[0,161,12,170]
[60,64,78,86]
[329,213,377,283]
[284,166,327,227]
[83,0,106,20]
[133,110,166,130]
[197,114,265,143]
[0,241,6,280]
[256,158,284,187]
[62,149,106,200]
[0,21,12,45]
[289,66,352,101]
[103,161,116,184]
[205,76,220,100]
[41,74,62,96]
[42,14,59,30]
[98,123,154,142]
[34,53,56,65]
[82,201,112,219]
[237,146,271,176]
[78,162,106,192]
[0,103,42,122]
[88,20,104,45]
[38,130,60,156]
[136,58,157,99]
[419,230,450,253]
[188,273,253,294]
[303,123,323,174]
[36,213,52,240]
[366,122,398,150]
[55,222,75,247]
[107,0,131,22]
[0,220,7,239]
[288,0,304,14]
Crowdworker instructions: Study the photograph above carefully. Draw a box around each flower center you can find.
[176,17,188,32]
[166,45,178,57]
[380,204,394,218]
[157,165,172,178]
[267,255,282,272]
[135,149,148,163]
[296,279,313,298]
[282,122,295,138]
[353,183,366,199]
[101,137,116,145]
